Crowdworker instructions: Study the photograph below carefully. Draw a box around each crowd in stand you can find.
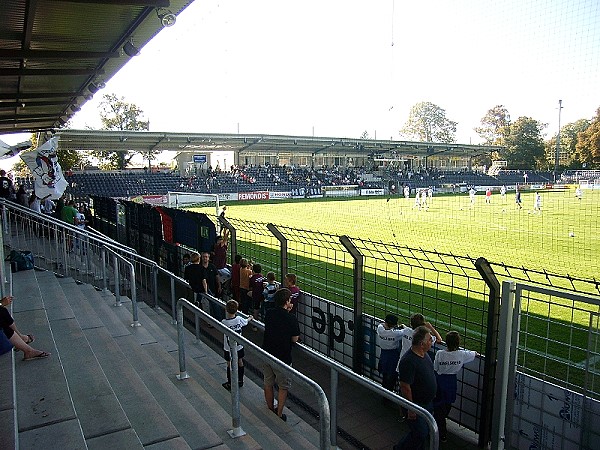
[182,229,302,422]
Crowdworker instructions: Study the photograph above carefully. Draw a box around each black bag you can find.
[6,250,34,272]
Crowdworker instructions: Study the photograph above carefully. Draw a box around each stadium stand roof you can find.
[0,0,194,135]
[56,129,502,160]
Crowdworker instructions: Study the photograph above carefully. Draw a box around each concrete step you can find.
[136,300,320,449]
[58,277,227,449]
[11,269,87,449]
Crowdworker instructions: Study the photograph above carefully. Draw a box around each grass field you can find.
[188,189,600,391]
[194,188,599,280]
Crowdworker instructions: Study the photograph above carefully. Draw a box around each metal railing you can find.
[1,199,440,449]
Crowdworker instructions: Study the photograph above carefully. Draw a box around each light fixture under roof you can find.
[157,8,177,27]
[123,39,140,57]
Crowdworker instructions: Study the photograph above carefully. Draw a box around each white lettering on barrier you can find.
[238,191,269,201]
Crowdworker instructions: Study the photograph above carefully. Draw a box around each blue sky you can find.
[2,0,599,169]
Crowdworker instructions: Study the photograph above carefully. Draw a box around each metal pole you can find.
[554,99,563,182]
[129,263,140,327]
[170,277,177,324]
[176,299,189,380]
[152,265,158,308]
[113,255,122,306]
[330,367,339,448]
[226,339,246,438]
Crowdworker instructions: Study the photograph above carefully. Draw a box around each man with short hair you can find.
[0,170,13,199]
[262,288,300,422]
[200,251,223,321]
[394,326,437,450]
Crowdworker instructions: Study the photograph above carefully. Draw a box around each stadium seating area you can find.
[13,166,556,199]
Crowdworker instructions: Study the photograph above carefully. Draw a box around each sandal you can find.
[23,351,50,361]
[14,334,35,352]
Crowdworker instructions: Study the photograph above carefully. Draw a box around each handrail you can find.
[2,199,439,448]
[103,245,139,326]
[176,297,331,449]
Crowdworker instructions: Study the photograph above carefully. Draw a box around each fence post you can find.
[152,264,159,308]
[113,255,122,307]
[220,217,237,265]
[474,257,501,448]
[339,235,364,374]
[266,224,288,284]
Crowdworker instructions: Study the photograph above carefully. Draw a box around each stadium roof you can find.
[0,0,194,135]
[56,129,502,160]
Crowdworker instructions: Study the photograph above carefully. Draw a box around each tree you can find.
[400,102,457,143]
[90,93,151,169]
[545,118,590,169]
[573,107,600,168]
[12,159,30,177]
[475,105,511,146]
[503,117,546,169]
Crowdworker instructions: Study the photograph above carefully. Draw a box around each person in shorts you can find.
[262,288,300,422]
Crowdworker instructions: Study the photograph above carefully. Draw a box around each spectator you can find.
[249,264,266,329]
[376,314,403,402]
[61,199,79,225]
[42,197,55,215]
[239,259,252,314]
[397,313,442,363]
[0,170,13,199]
[1,296,50,360]
[230,254,242,302]
[262,272,278,311]
[221,299,252,390]
[394,326,437,450]
[262,288,300,422]
[184,253,204,308]
[182,253,191,268]
[200,251,223,321]
[433,331,478,443]
[213,229,229,270]
[16,184,28,206]
[28,192,41,213]
[285,273,301,316]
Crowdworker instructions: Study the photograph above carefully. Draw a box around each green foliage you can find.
[502,116,546,169]
[11,159,29,176]
[90,93,153,170]
[400,101,457,143]
[475,105,511,148]
[574,107,600,168]
[546,118,590,169]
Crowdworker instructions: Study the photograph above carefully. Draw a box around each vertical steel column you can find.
[474,257,501,448]
[170,277,177,324]
[152,265,158,308]
[490,281,516,450]
[339,235,364,374]
[176,299,190,380]
[267,224,288,285]
[330,367,339,448]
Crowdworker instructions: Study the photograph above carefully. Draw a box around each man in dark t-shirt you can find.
[262,288,300,421]
[183,253,203,304]
[199,251,222,321]
[394,326,437,450]
[0,170,13,199]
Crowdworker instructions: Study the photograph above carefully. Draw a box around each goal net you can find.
[166,192,220,217]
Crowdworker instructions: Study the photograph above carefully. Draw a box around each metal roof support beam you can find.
[0,69,104,76]
[57,0,170,6]
[0,50,121,59]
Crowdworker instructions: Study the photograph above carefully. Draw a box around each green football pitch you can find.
[193,188,599,281]
[189,189,600,388]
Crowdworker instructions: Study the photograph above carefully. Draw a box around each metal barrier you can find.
[494,281,600,450]
[1,199,441,449]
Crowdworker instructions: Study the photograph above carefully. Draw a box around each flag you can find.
[0,139,31,159]
[20,136,68,200]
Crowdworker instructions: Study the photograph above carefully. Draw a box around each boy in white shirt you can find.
[221,300,252,390]
[433,331,478,442]
[376,314,403,397]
